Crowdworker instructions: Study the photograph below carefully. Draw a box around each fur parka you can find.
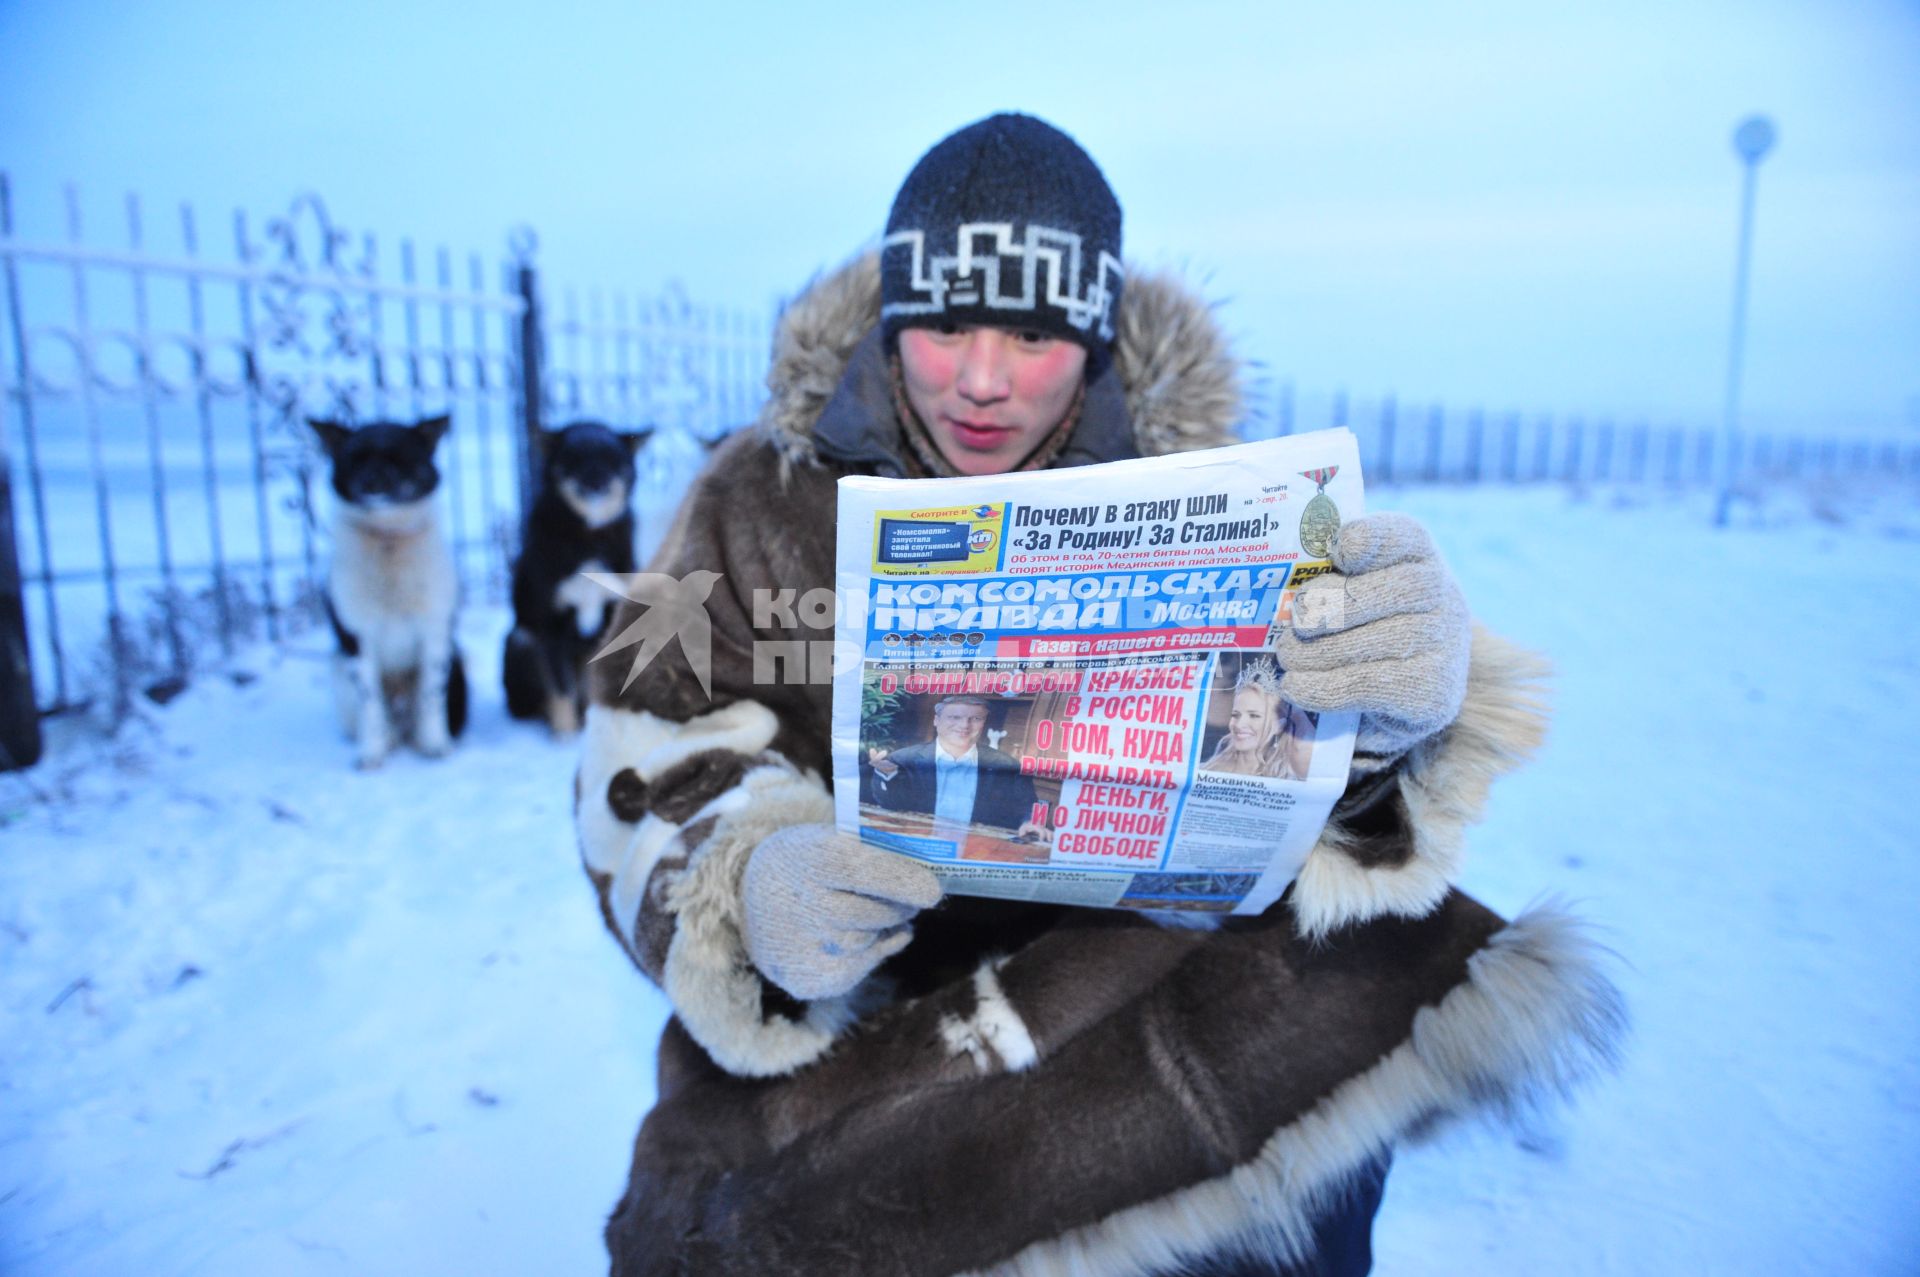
[574,255,1624,1276]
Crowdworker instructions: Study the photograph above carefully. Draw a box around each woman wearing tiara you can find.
[1203,655,1318,780]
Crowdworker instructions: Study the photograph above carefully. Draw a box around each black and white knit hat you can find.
[881,113,1123,352]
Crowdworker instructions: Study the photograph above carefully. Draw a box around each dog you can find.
[310,413,468,768]
[504,420,650,735]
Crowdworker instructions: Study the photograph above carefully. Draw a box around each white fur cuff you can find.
[1289,627,1550,940]
[662,766,876,1077]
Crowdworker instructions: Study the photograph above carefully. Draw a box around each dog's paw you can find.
[354,723,391,770]
[414,729,454,758]
[546,695,581,737]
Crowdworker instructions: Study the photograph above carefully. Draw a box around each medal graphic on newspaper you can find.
[1297,467,1341,559]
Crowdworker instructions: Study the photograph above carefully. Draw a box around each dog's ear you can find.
[533,428,560,461]
[415,414,452,448]
[308,418,351,455]
[620,428,653,457]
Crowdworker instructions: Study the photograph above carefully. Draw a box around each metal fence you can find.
[1239,381,1920,489]
[4,173,1917,767]
[0,174,768,762]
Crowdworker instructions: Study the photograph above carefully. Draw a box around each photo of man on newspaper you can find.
[861,691,1055,863]
[1199,653,1319,781]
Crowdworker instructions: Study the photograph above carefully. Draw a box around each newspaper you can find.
[830,428,1365,916]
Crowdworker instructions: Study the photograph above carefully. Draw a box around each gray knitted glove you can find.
[1274,512,1471,768]
[742,824,944,1001]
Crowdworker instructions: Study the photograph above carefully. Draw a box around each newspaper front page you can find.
[830,429,1365,916]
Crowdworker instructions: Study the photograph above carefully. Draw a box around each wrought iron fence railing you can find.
[0,174,769,764]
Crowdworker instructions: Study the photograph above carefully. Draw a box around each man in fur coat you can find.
[575,113,1623,1276]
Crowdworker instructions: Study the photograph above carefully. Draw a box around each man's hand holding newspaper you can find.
[1274,512,1472,773]
[744,824,944,1001]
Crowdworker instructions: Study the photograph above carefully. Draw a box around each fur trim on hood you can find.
[757,253,1242,465]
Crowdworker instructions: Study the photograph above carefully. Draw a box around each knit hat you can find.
[881,113,1123,352]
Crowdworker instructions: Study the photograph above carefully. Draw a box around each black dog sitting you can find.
[504,421,650,734]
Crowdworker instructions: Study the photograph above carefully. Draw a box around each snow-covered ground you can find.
[3,482,1918,1276]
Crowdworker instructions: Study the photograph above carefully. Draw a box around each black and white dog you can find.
[310,414,468,768]
[504,421,649,735]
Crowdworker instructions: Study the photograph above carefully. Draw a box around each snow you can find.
[4,481,1919,1275]
[0,626,667,1275]
[1374,482,1920,1275]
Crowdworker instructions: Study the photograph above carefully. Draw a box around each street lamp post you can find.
[1715,114,1777,527]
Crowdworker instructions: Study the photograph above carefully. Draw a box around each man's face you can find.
[932,702,989,755]
[898,324,1089,476]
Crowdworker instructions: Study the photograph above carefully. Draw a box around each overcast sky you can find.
[3,0,1916,435]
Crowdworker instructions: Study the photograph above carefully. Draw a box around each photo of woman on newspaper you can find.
[1200,653,1318,781]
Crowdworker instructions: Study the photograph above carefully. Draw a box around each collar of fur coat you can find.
[756,253,1243,467]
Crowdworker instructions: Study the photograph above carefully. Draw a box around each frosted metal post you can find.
[1715,115,1777,527]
